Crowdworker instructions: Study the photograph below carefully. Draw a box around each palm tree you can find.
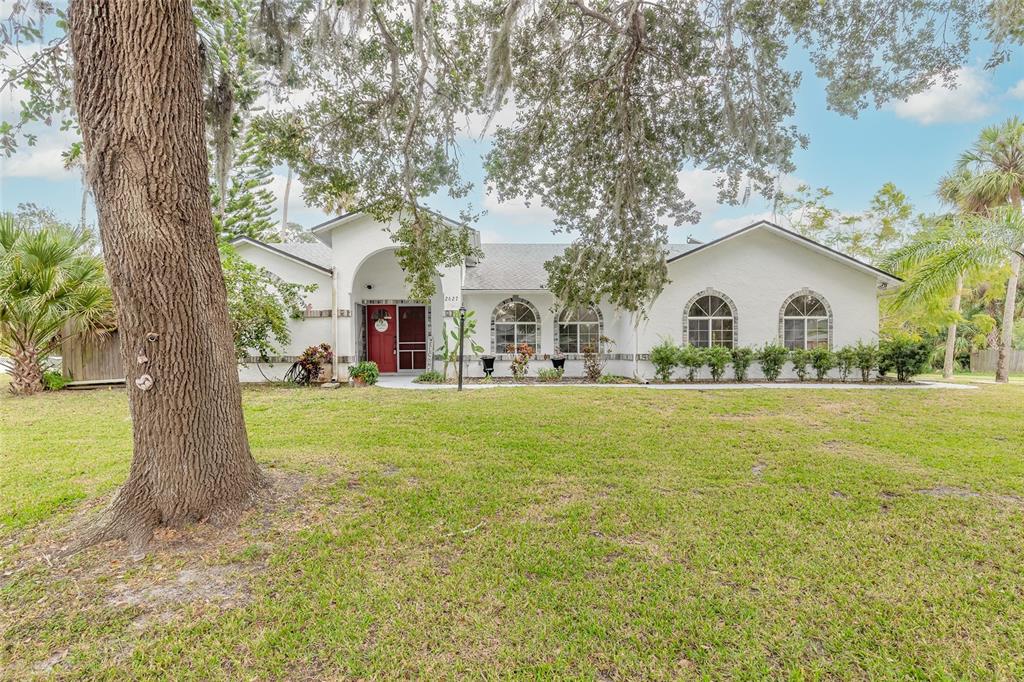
[957,117,1024,382]
[921,168,992,378]
[0,214,114,395]
[882,208,1024,369]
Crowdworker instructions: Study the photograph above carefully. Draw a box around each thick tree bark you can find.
[70,0,264,552]
[996,189,1023,384]
[943,272,964,379]
[9,346,43,395]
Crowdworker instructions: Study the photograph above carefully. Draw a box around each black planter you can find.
[551,357,566,370]
[481,355,496,377]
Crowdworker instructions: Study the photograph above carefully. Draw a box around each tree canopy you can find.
[2,0,1020,311]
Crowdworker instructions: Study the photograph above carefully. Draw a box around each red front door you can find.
[366,304,398,373]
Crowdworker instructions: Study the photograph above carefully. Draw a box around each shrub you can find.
[413,370,445,384]
[506,342,534,381]
[809,346,836,381]
[42,369,67,391]
[599,374,629,384]
[537,367,564,382]
[878,333,931,382]
[286,343,333,385]
[705,345,732,382]
[790,348,811,381]
[348,360,379,385]
[581,342,602,382]
[853,342,878,382]
[650,338,681,382]
[731,347,755,382]
[835,346,856,382]
[678,345,705,381]
[757,344,788,382]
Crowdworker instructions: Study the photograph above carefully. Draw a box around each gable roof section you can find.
[229,236,333,275]
[666,220,902,285]
[463,243,700,290]
[309,205,468,235]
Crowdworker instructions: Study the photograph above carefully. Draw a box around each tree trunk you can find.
[9,346,44,395]
[280,164,292,239]
[943,271,964,379]
[70,0,264,553]
[997,189,1023,383]
[998,254,1021,383]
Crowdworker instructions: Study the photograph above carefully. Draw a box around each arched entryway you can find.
[351,248,440,373]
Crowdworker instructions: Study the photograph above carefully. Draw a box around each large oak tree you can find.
[69,0,264,552]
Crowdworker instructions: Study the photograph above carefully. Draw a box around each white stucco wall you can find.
[234,220,887,382]
[635,228,881,380]
[232,242,335,382]
[643,228,880,349]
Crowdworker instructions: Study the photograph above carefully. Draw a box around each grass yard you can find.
[2,381,1024,679]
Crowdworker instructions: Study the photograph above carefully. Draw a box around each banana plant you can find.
[441,309,485,379]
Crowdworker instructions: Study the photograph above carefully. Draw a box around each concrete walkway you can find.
[375,375,977,391]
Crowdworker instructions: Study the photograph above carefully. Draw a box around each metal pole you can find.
[457,305,466,391]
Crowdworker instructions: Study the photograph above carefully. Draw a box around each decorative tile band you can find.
[243,355,355,364]
[437,352,641,362]
[301,309,352,318]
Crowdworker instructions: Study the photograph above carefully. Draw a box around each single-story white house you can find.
[231,210,901,381]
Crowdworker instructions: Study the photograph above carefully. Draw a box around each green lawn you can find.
[2,381,1024,679]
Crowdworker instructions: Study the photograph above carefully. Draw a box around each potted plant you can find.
[480,354,496,377]
[348,360,379,387]
[551,348,566,370]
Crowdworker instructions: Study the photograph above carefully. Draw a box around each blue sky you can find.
[1,38,1021,244]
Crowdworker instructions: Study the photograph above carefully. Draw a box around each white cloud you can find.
[675,168,724,216]
[676,168,802,220]
[710,211,776,233]
[481,186,556,224]
[890,67,997,125]
[0,131,78,181]
[268,168,331,227]
[1,44,41,118]
[260,88,316,114]
[1009,79,1024,100]
[460,101,519,139]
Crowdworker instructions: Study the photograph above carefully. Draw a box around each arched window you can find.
[781,292,831,349]
[686,293,734,347]
[492,297,539,352]
[557,305,602,354]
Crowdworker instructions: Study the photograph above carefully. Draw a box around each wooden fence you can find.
[61,330,124,382]
[970,348,1024,374]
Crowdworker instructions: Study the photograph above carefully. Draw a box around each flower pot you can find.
[551,357,565,370]
[352,376,367,387]
[481,355,496,377]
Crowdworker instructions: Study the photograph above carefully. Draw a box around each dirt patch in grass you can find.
[516,477,610,525]
[0,469,358,677]
[916,486,981,499]
[819,440,935,478]
[915,486,1024,508]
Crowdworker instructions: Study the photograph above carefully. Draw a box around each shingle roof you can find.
[271,241,334,269]
[463,243,700,290]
